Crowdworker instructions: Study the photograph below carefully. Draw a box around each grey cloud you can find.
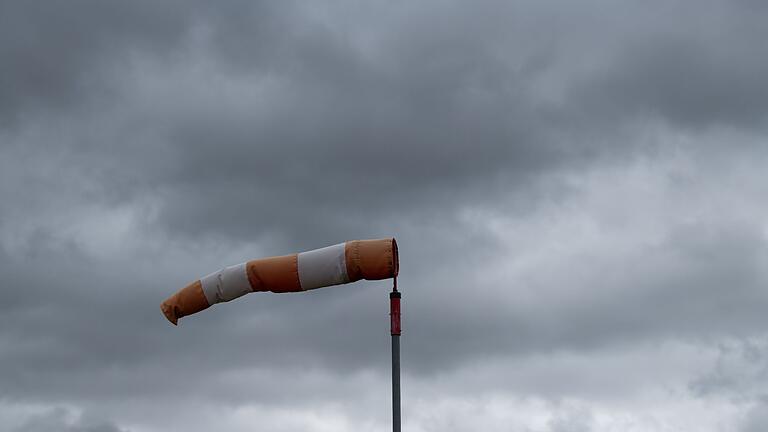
[742,402,768,432]
[12,408,125,432]
[3,167,766,406]
[548,408,594,432]
[0,0,197,127]
[690,338,768,400]
[564,1,768,130]
[2,0,768,430]
[572,36,768,129]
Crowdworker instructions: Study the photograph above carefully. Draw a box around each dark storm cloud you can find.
[11,0,763,247]
[561,0,768,130]
[2,0,768,429]
[572,35,768,129]
[0,0,196,127]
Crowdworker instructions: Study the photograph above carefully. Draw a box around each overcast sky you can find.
[2,1,768,431]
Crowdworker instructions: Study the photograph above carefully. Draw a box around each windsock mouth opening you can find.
[391,238,399,277]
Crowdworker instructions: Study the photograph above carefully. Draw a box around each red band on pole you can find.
[390,291,401,335]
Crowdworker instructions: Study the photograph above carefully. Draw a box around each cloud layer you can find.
[2,1,767,430]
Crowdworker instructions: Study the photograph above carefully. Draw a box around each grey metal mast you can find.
[390,279,401,432]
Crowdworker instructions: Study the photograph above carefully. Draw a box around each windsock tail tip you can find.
[160,303,179,326]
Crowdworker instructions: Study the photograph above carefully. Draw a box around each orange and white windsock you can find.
[161,238,398,325]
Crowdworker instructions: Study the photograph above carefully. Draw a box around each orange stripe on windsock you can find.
[160,238,398,325]
[345,238,398,282]
[246,254,301,293]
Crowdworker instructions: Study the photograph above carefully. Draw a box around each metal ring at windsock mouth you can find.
[392,238,399,277]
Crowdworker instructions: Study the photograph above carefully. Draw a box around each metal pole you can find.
[390,288,401,432]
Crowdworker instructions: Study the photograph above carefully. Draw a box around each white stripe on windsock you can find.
[200,262,251,305]
[297,242,349,291]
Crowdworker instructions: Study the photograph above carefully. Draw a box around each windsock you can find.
[161,238,398,325]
